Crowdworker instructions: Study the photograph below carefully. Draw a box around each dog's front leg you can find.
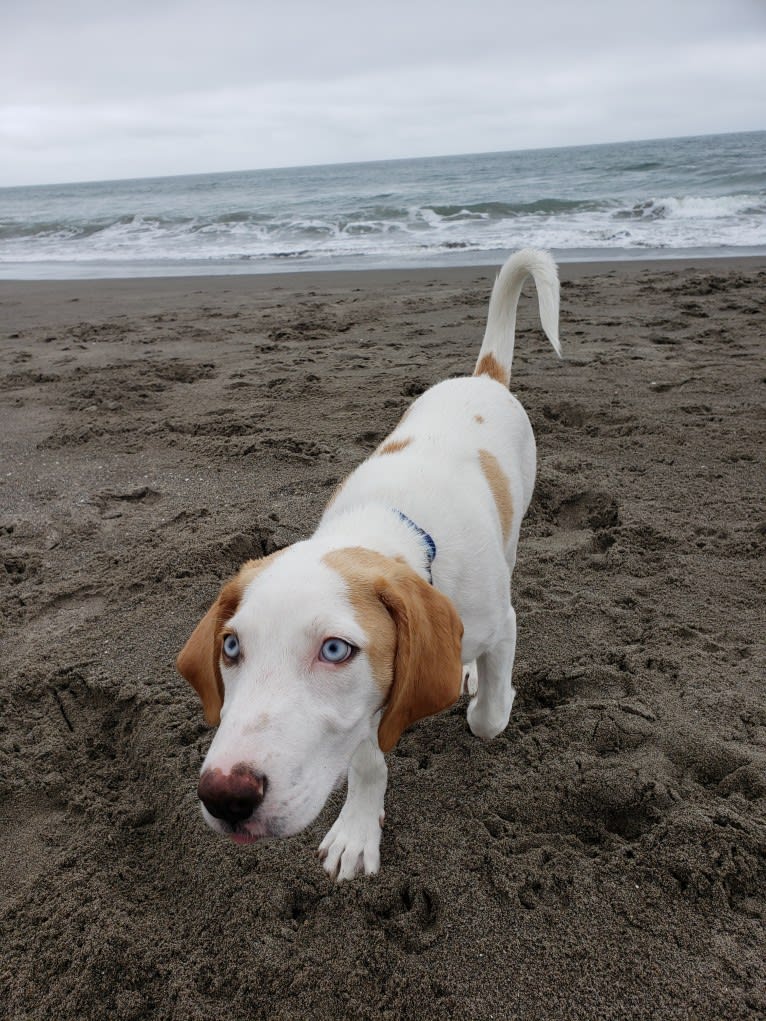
[318,737,387,881]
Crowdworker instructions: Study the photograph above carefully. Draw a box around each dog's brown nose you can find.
[198,765,267,826]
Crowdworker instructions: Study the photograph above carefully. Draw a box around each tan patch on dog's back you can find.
[323,548,397,694]
[474,352,510,387]
[377,436,413,456]
[478,449,513,542]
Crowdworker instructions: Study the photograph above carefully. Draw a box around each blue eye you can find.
[319,638,355,664]
[222,633,240,661]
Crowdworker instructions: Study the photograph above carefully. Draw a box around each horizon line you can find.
[1,126,763,193]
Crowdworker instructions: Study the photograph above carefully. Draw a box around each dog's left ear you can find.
[176,576,244,726]
[376,568,464,752]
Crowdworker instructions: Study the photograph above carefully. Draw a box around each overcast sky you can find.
[1,0,765,187]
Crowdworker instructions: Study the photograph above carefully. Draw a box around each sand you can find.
[1,257,765,1021]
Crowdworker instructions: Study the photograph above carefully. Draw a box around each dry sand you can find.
[1,258,765,1020]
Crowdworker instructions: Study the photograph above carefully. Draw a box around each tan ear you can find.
[176,576,245,726]
[376,568,464,752]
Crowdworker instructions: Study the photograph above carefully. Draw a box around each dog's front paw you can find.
[318,806,384,881]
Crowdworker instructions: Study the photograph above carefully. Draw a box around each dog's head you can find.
[177,544,463,843]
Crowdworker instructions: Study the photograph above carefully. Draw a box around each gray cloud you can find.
[1,0,764,185]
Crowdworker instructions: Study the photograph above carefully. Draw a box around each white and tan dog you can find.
[177,249,561,880]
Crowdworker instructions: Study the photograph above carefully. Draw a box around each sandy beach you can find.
[1,256,765,1020]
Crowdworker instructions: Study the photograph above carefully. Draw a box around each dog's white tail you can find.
[474,249,561,386]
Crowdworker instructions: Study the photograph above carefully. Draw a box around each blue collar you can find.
[394,509,436,583]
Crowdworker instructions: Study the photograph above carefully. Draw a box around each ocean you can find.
[0,131,764,279]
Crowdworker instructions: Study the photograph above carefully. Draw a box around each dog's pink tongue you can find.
[230,832,260,845]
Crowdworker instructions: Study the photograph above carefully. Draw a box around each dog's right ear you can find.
[176,576,245,726]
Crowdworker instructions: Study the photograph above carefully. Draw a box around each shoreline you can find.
[1,250,766,289]
[2,255,766,331]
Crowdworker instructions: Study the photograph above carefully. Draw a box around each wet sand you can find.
[1,257,765,1020]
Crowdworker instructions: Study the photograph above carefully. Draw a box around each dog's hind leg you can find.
[466,605,517,740]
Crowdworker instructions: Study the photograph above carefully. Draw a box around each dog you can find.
[177,249,561,880]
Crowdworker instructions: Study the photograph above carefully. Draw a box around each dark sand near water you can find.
[1,258,765,1020]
